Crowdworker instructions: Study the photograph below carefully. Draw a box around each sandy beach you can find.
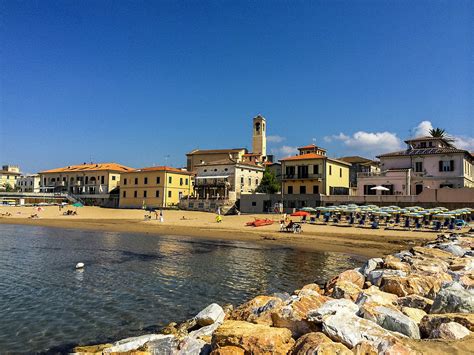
[0,205,447,258]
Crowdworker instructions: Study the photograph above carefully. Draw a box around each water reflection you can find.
[0,224,365,353]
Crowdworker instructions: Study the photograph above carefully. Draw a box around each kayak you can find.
[246,219,274,227]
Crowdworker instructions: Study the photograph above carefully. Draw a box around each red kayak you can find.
[246,219,274,227]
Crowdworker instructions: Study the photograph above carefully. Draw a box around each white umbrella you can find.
[370,186,390,191]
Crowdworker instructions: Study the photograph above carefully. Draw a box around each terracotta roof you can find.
[243,153,261,156]
[280,153,326,161]
[40,163,134,174]
[186,148,247,155]
[297,144,326,150]
[134,166,194,175]
[378,147,468,158]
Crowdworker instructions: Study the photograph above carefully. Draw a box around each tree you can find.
[256,168,280,194]
[429,127,455,147]
[4,183,15,192]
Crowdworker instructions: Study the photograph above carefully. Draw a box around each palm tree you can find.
[428,127,455,147]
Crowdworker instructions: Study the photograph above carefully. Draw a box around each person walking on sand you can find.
[159,210,164,223]
[154,210,159,220]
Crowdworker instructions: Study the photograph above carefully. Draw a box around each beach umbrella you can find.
[300,207,317,212]
[370,186,389,191]
[291,211,310,217]
[72,202,84,208]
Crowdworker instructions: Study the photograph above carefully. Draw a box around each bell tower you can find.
[252,114,266,157]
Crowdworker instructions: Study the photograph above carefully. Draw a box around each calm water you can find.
[0,224,365,353]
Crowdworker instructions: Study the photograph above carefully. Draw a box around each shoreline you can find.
[1,214,440,258]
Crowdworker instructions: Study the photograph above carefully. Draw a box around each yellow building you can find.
[280,144,351,195]
[39,162,133,194]
[0,165,21,190]
[119,166,194,209]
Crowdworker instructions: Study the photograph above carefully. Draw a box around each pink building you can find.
[357,136,474,195]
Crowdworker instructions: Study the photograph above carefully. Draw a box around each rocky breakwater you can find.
[72,232,474,354]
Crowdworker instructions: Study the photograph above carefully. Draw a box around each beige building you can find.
[16,174,41,192]
[0,165,21,190]
[119,166,194,209]
[280,144,351,196]
[186,148,247,172]
[39,162,133,195]
[357,136,474,195]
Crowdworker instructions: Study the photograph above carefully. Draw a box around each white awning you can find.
[195,175,229,179]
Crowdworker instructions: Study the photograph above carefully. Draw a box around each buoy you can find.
[75,262,84,269]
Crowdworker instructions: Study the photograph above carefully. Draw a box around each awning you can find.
[195,175,229,179]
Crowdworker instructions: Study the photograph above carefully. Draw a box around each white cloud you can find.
[324,131,402,155]
[454,136,474,151]
[267,135,286,143]
[271,145,298,157]
[412,120,433,137]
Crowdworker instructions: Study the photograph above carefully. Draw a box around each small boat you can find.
[246,219,274,227]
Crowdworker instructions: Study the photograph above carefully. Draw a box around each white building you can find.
[16,174,41,192]
[193,160,265,201]
[357,136,474,195]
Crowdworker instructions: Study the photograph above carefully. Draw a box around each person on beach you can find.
[159,210,164,223]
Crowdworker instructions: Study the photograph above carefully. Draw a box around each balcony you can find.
[282,173,323,180]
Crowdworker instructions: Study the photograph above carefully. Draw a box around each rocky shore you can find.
[73,232,474,354]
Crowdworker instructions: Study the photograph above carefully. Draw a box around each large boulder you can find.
[177,336,211,354]
[383,255,411,273]
[104,334,176,353]
[321,310,402,349]
[358,302,420,339]
[395,295,433,313]
[271,292,329,337]
[430,282,474,314]
[210,346,244,354]
[230,295,283,326]
[429,322,471,340]
[196,303,225,327]
[211,320,295,354]
[367,269,407,287]
[380,273,452,299]
[419,313,474,337]
[449,257,474,272]
[436,244,467,257]
[355,285,398,306]
[360,258,384,277]
[351,341,378,355]
[410,256,449,275]
[325,269,365,293]
[401,307,427,324]
[411,246,454,261]
[290,332,332,354]
[295,283,323,295]
[331,281,362,301]
[307,299,359,323]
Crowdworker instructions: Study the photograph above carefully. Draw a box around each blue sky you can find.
[1,0,472,173]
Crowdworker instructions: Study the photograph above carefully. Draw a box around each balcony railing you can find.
[282,173,323,180]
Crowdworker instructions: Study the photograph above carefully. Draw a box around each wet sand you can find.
[0,206,445,258]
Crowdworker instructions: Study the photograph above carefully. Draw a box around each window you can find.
[241,177,244,184]
[285,166,295,177]
[287,186,293,194]
[180,178,183,186]
[204,169,207,172]
[134,178,138,185]
[169,176,172,184]
[252,201,257,206]
[364,185,376,195]
[420,142,427,148]
[185,178,188,185]
[123,178,127,185]
[339,168,342,178]
[256,179,259,185]
[299,186,306,194]
[248,177,251,186]
[168,191,172,198]
[313,165,319,175]
[155,190,160,197]
[112,175,116,181]
[144,177,148,184]
[313,185,319,194]
[101,176,105,184]
[123,191,126,198]
[143,190,147,198]
[134,191,137,198]
[224,168,228,171]
[439,160,454,172]
[329,166,332,175]
[415,162,423,172]
[156,176,160,184]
